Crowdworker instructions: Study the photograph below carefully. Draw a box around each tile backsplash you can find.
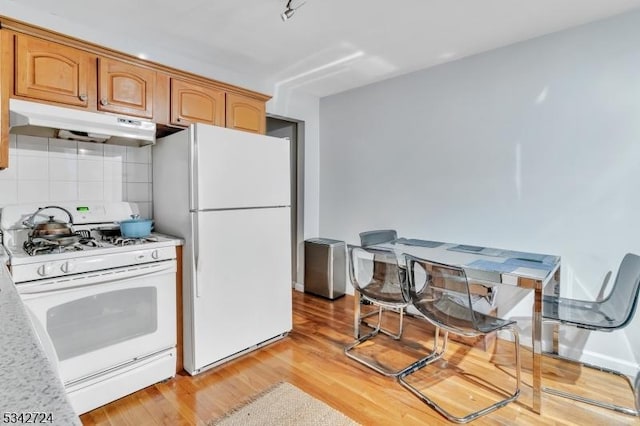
[0,134,153,218]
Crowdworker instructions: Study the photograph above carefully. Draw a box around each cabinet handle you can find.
[176,117,181,122]
[100,99,109,106]
[78,94,87,101]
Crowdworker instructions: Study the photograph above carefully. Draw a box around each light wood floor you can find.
[80,291,639,425]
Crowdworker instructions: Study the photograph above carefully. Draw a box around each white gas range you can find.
[6,229,178,283]
[1,202,180,415]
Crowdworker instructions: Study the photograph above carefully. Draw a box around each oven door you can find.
[18,260,176,385]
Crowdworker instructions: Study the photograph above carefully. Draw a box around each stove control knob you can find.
[61,261,76,273]
[151,250,160,260]
[38,264,54,276]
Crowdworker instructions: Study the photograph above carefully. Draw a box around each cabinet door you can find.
[14,34,93,107]
[170,78,225,127]
[225,93,266,134]
[98,58,155,119]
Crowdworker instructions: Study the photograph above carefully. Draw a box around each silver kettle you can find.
[23,206,75,240]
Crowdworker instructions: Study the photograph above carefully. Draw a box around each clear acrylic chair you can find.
[399,255,521,424]
[542,252,640,416]
[345,245,436,376]
[357,230,403,337]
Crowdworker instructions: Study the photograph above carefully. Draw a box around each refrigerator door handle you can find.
[189,124,198,212]
[191,213,201,298]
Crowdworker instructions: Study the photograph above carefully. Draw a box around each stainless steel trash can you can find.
[304,238,346,300]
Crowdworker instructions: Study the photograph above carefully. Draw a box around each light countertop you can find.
[0,250,81,425]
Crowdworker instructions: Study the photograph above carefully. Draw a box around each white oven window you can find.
[47,287,158,361]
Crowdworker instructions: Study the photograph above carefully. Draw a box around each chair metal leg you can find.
[378,307,404,339]
[396,329,447,377]
[543,352,640,416]
[359,305,383,328]
[360,305,405,340]
[345,316,441,377]
[543,320,640,416]
[551,323,559,354]
[398,327,521,424]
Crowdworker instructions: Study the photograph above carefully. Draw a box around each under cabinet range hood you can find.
[9,99,156,146]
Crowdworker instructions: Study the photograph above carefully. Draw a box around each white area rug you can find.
[209,382,359,426]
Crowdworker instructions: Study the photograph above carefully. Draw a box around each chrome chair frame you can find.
[398,255,521,424]
[543,323,640,416]
[357,296,405,340]
[542,252,640,416]
[344,245,439,377]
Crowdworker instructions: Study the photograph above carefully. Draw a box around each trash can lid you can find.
[305,238,344,246]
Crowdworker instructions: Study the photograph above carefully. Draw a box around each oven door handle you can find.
[17,261,177,296]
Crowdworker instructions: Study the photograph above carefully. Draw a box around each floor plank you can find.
[80,291,639,425]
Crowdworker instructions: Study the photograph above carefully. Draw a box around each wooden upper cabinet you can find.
[0,21,271,168]
[170,78,225,127]
[0,31,11,169]
[98,58,155,119]
[14,34,94,108]
[226,93,266,134]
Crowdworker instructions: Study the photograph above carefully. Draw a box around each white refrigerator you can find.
[152,123,292,375]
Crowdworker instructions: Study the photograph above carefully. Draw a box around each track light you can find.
[281,8,295,21]
[281,0,305,22]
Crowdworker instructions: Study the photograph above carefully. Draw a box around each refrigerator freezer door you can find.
[191,123,290,211]
[188,207,292,373]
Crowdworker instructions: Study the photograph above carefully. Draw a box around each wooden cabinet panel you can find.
[0,31,11,169]
[98,58,155,119]
[14,34,94,108]
[226,93,266,134]
[154,73,170,126]
[170,78,225,127]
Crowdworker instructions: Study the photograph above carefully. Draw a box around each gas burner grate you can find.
[76,230,102,247]
[22,230,103,256]
[76,229,91,239]
[109,236,160,247]
[23,240,83,256]
[80,237,101,247]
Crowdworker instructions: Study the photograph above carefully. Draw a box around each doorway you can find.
[267,115,304,289]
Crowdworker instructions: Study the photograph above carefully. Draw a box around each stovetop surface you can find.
[1,202,182,266]
[4,231,181,266]
[22,232,163,255]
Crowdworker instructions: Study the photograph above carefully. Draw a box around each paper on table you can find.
[504,257,555,271]
[393,238,444,248]
[466,259,518,273]
[448,245,556,263]
[449,244,484,253]
[499,250,554,263]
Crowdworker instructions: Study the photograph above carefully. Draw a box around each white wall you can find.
[268,90,321,242]
[319,10,640,374]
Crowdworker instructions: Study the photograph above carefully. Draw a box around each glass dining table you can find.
[358,238,561,414]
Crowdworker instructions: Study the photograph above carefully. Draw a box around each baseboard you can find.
[495,330,638,378]
[558,346,638,378]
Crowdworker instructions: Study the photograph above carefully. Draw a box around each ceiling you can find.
[4,0,640,98]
